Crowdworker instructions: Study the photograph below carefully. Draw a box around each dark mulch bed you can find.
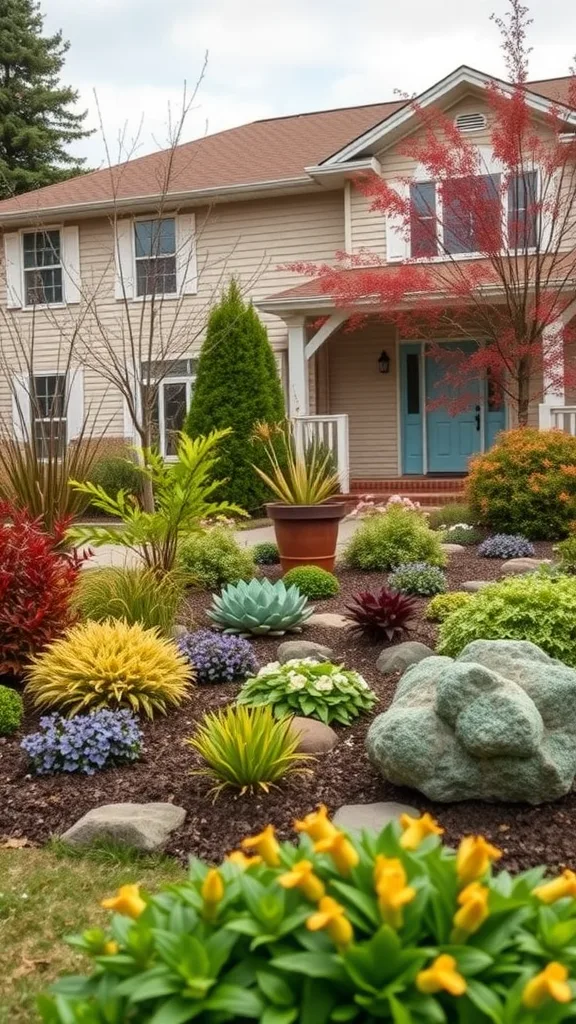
[3,541,573,873]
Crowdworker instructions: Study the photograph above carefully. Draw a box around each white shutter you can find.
[67,366,84,440]
[4,232,23,308]
[12,373,30,441]
[61,225,81,304]
[114,219,135,299]
[176,212,197,295]
[540,170,558,251]
[385,182,410,262]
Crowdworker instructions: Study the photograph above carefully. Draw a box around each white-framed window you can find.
[134,218,177,298]
[4,225,80,309]
[31,372,67,458]
[23,230,63,305]
[142,358,197,458]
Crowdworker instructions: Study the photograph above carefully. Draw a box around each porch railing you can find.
[549,407,576,435]
[291,414,350,494]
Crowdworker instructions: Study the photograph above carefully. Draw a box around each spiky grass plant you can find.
[188,704,312,796]
[26,620,193,718]
[72,567,186,635]
[252,421,340,504]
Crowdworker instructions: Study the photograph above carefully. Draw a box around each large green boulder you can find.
[366,640,576,804]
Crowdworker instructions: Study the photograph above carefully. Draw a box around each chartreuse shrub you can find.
[438,573,576,665]
[39,807,576,1023]
[26,620,193,718]
[344,505,446,571]
[283,565,340,599]
[426,591,474,623]
[179,527,256,589]
[468,427,576,540]
[237,658,376,725]
[72,566,186,635]
[0,685,24,735]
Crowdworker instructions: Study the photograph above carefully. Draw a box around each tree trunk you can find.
[517,357,531,427]
[137,419,155,514]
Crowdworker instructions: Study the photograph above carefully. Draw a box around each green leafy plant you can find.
[179,527,255,589]
[0,685,24,735]
[252,541,280,565]
[344,505,446,571]
[26,620,193,718]
[68,430,244,573]
[253,421,340,504]
[238,658,376,725]
[208,578,313,635]
[40,807,576,1024]
[88,456,142,502]
[388,562,448,597]
[438,573,576,665]
[283,565,340,599]
[440,525,483,546]
[187,704,311,796]
[555,535,576,574]
[426,591,474,623]
[468,427,576,540]
[428,503,476,531]
[72,566,187,635]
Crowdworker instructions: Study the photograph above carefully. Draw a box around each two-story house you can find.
[0,65,574,504]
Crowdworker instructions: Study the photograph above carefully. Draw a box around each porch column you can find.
[287,317,309,417]
[539,319,565,430]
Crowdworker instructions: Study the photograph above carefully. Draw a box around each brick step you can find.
[340,491,466,510]
[351,478,467,495]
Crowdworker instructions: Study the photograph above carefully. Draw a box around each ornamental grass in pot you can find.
[253,422,345,572]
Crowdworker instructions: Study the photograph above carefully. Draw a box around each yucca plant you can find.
[26,620,193,718]
[252,421,340,504]
[346,587,417,642]
[208,577,313,635]
[72,566,187,635]
[187,704,312,796]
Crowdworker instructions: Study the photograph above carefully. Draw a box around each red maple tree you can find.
[293,0,576,425]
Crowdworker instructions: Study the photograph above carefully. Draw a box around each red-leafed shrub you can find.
[346,586,417,642]
[0,503,82,676]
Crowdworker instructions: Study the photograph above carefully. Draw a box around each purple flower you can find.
[21,710,142,776]
[177,629,257,684]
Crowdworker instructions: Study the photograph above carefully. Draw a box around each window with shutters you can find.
[31,373,67,458]
[141,359,197,458]
[134,219,177,297]
[23,230,63,305]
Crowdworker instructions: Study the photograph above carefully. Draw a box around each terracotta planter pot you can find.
[265,502,347,573]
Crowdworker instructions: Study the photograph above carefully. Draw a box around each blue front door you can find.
[426,342,482,473]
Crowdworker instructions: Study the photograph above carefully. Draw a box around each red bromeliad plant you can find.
[346,587,417,643]
[0,503,83,677]
[291,1,576,426]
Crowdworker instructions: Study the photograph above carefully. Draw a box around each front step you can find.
[344,477,467,510]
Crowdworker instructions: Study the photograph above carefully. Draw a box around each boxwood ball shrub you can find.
[178,629,257,684]
[40,808,576,1024]
[438,573,576,665]
[468,427,576,539]
[21,710,142,775]
[344,504,446,571]
[283,565,340,599]
[388,562,448,597]
[478,534,535,559]
[252,540,280,565]
[0,685,24,735]
[237,658,376,725]
[179,527,255,589]
[426,591,474,623]
[26,620,193,718]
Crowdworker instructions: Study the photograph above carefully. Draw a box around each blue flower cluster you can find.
[478,534,536,559]
[178,628,258,684]
[21,709,143,776]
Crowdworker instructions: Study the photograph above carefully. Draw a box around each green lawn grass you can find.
[0,842,184,1023]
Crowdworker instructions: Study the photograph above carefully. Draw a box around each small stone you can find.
[278,640,333,664]
[290,716,338,753]
[333,801,420,835]
[60,802,186,852]
[377,641,434,675]
[501,558,552,575]
[307,612,349,629]
[441,543,465,554]
[461,580,491,592]
[172,624,188,639]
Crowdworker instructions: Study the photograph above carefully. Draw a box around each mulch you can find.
[2,542,575,874]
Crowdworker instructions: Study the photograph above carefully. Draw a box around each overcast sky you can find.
[45,0,576,168]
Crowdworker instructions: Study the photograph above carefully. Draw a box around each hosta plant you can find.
[426,591,474,623]
[252,540,280,565]
[26,620,193,718]
[346,587,417,642]
[478,534,536,559]
[388,562,448,597]
[237,658,376,725]
[283,565,340,599]
[208,578,313,636]
[187,704,311,796]
[0,685,24,735]
[40,807,576,1024]
[21,710,142,775]
[178,629,258,684]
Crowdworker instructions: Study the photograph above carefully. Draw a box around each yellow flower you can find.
[522,963,572,1009]
[278,860,325,902]
[456,836,502,886]
[451,882,489,941]
[241,824,281,866]
[101,884,146,919]
[374,857,416,930]
[417,955,467,997]
[201,868,224,921]
[533,869,576,904]
[307,896,353,948]
[294,805,338,842]
[314,831,359,875]
[102,940,119,956]
[399,812,444,851]
[227,850,262,870]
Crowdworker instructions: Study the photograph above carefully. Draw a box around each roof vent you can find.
[455,112,487,133]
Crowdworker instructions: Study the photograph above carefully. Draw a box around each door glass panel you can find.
[163,382,187,456]
[406,353,420,414]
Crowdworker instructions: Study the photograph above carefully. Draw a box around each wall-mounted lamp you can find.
[378,350,391,374]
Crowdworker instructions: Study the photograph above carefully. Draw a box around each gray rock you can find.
[501,558,552,575]
[60,803,186,851]
[290,716,338,754]
[278,640,333,664]
[441,543,465,554]
[461,580,491,592]
[172,624,188,639]
[366,639,576,804]
[307,612,349,629]
[333,801,420,835]
[377,641,434,675]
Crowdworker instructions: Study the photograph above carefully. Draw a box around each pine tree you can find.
[0,0,91,196]
[185,280,286,513]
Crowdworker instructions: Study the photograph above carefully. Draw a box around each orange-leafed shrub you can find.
[467,428,576,540]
